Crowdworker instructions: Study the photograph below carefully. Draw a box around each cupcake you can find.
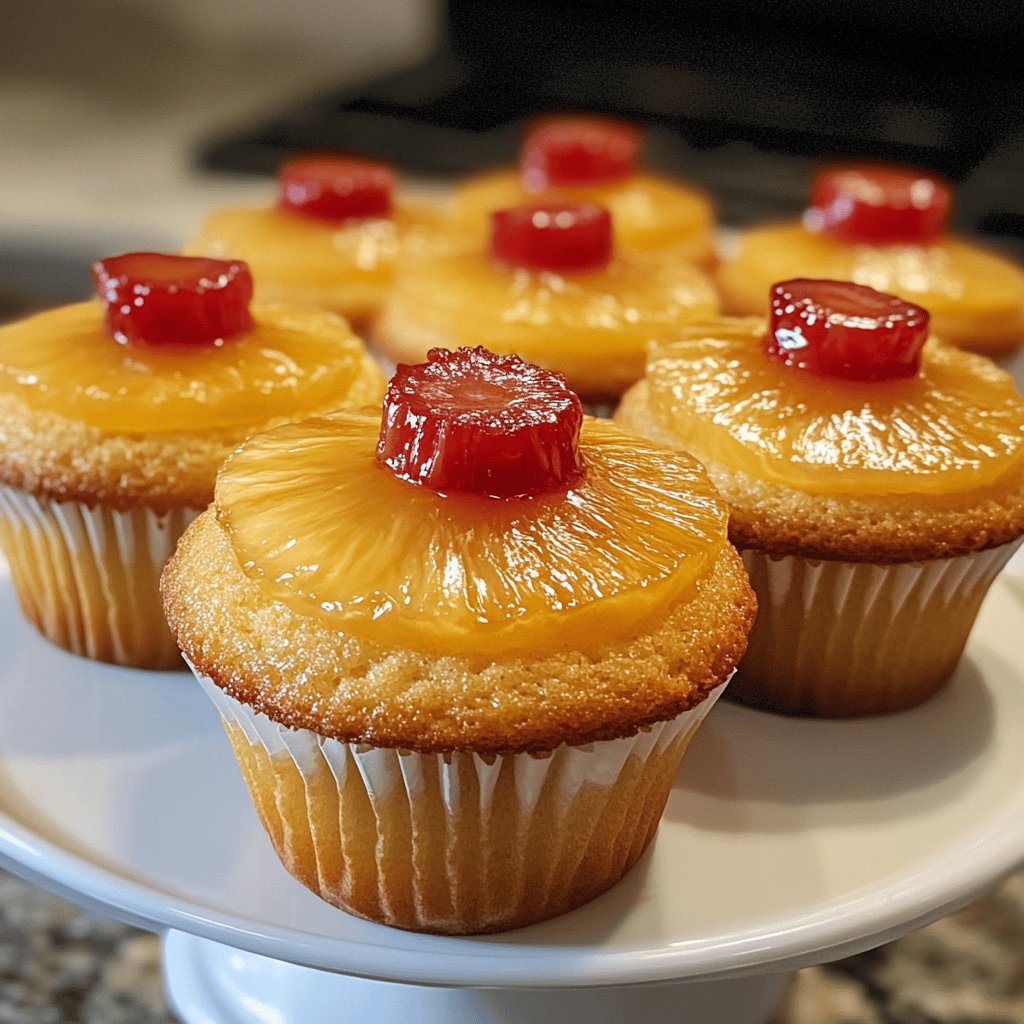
[374,201,718,403]
[161,347,755,933]
[0,252,385,668]
[185,155,442,330]
[449,116,716,268]
[718,163,1024,355]
[617,278,1024,717]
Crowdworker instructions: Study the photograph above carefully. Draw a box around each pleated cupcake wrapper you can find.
[734,539,1023,717]
[0,485,199,669]
[195,667,726,933]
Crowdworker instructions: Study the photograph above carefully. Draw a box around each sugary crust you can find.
[162,509,756,755]
[616,381,1024,562]
[0,358,385,513]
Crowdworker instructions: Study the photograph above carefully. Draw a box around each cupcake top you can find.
[376,202,718,398]
[162,347,754,754]
[617,279,1024,562]
[449,117,715,265]
[717,164,1024,354]
[0,253,385,510]
[185,155,442,323]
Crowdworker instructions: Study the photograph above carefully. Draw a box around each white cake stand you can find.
[0,553,1022,1024]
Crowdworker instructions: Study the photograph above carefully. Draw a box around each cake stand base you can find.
[163,930,790,1024]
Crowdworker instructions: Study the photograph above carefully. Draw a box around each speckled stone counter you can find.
[0,872,171,1024]
[1,867,1020,1023]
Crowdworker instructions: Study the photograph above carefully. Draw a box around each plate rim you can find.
[0,568,1023,987]
[0,753,1022,987]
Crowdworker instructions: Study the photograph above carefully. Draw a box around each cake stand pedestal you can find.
[163,931,790,1024]
[1,557,1022,1024]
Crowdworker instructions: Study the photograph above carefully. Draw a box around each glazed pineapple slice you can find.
[720,225,1024,335]
[646,282,1024,498]
[215,350,728,660]
[185,156,441,310]
[379,202,719,398]
[450,118,714,260]
[718,165,1024,354]
[390,224,717,365]
[189,206,404,283]
[0,275,381,435]
[453,173,715,255]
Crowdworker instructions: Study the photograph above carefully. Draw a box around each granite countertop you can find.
[1,866,1021,1023]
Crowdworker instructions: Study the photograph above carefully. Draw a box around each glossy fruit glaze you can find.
[379,348,583,497]
[521,118,640,189]
[806,164,951,244]
[0,301,381,433]
[490,203,613,272]
[646,318,1024,497]
[388,240,718,367]
[450,171,714,260]
[92,253,254,348]
[278,155,394,222]
[186,201,439,291]
[215,411,728,659]
[718,224,1024,344]
[766,279,929,381]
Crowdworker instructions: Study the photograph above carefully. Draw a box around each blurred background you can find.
[4,0,1024,314]
[1,1,1022,1021]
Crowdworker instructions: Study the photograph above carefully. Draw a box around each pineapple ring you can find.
[0,301,375,434]
[389,244,718,366]
[187,205,417,288]
[717,224,1024,354]
[451,171,715,258]
[647,320,1024,496]
[215,411,728,659]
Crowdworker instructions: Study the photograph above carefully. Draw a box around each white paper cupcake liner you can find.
[193,665,726,933]
[734,539,1023,716]
[0,485,200,668]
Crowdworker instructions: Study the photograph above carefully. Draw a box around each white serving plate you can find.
[0,548,1022,991]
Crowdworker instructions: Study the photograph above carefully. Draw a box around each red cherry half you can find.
[91,253,254,348]
[491,203,613,273]
[278,155,393,222]
[806,164,952,244]
[765,279,929,381]
[377,347,584,498]
[521,118,640,190]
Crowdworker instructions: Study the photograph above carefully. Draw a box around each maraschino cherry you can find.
[278,155,394,222]
[766,279,929,381]
[91,253,254,348]
[377,347,584,498]
[521,118,640,190]
[491,203,613,273]
[806,164,952,245]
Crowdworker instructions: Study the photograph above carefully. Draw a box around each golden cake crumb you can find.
[162,509,755,755]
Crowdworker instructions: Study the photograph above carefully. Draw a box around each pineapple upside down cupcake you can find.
[0,252,385,669]
[185,155,442,330]
[616,279,1024,717]
[161,347,756,934]
[374,201,719,403]
[718,163,1024,355]
[449,117,717,268]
